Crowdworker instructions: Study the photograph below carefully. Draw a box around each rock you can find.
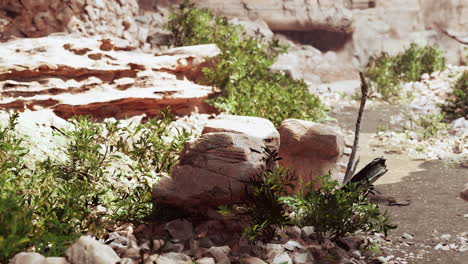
[165,219,194,242]
[461,184,468,202]
[262,243,284,260]
[283,241,304,251]
[206,246,231,264]
[0,36,220,120]
[291,252,310,264]
[156,253,192,264]
[284,226,302,239]
[272,252,292,264]
[402,233,414,240]
[153,132,273,207]
[119,259,135,264]
[66,236,120,264]
[44,257,69,264]
[278,119,344,190]
[240,257,268,264]
[195,257,216,264]
[301,226,315,239]
[201,115,280,149]
[10,253,46,264]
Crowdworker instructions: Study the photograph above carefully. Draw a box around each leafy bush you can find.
[0,109,190,257]
[441,71,468,120]
[366,43,446,100]
[242,149,294,242]
[0,113,33,262]
[242,149,395,242]
[165,1,327,126]
[283,174,396,241]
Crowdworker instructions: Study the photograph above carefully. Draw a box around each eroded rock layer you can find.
[0,36,220,120]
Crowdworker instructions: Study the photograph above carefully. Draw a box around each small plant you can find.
[285,174,396,241]
[413,113,447,140]
[441,71,468,120]
[242,149,295,242]
[165,1,327,126]
[366,43,446,100]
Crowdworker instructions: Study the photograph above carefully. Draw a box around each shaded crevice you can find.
[275,30,352,52]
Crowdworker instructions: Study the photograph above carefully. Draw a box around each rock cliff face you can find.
[0,36,220,120]
[0,0,167,48]
[189,0,354,33]
[185,0,467,65]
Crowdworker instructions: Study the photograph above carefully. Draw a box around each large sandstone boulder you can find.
[153,132,271,207]
[278,119,345,189]
[0,36,220,120]
[201,115,280,150]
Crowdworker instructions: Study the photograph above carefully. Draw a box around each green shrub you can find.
[283,174,396,241]
[0,109,190,257]
[0,113,33,262]
[165,1,327,126]
[242,149,294,242]
[441,71,468,120]
[366,43,446,100]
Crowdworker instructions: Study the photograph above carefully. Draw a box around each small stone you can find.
[198,237,214,248]
[283,240,304,251]
[195,257,216,264]
[10,253,46,264]
[240,257,268,264]
[434,243,450,251]
[376,256,388,263]
[157,252,192,264]
[440,234,451,241]
[402,233,414,240]
[263,243,284,260]
[273,253,292,264]
[351,250,361,259]
[292,252,309,264]
[301,226,315,239]
[206,246,231,264]
[165,219,193,242]
[284,226,302,239]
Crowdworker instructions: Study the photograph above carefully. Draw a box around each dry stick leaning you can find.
[343,72,369,184]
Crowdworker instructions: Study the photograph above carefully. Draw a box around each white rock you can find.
[434,243,451,251]
[440,234,452,241]
[402,233,414,240]
[240,257,268,264]
[206,246,231,264]
[292,252,309,264]
[10,253,46,264]
[156,253,192,264]
[263,243,284,260]
[272,253,292,264]
[283,241,304,251]
[202,115,280,149]
[195,257,215,264]
[66,236,120,264]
